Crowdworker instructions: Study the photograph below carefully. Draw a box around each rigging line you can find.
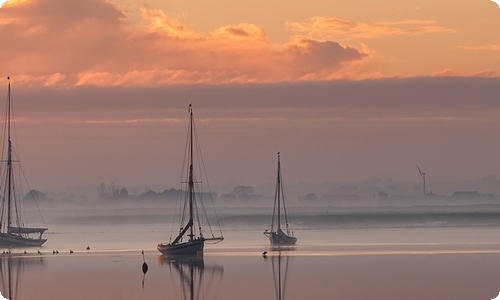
[280,167,293,235]
[12,183,23,228]
[193,187,203,237]
[10,94,22,169]
[192,153,211,237]
[192,117,223,238]
[270,164,279,231]
[0,105,6,164]
[12,160,25,228]
[4,81,46,230]
[179,187,189,240]
[195,183,212,237]
[169,115,191,243]
[168,187,179,243]
[0,196,5,230]
[17,159,47,228]
[0,91,7,202]
[0,179,7,231]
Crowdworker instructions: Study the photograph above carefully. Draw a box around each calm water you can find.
[1,225,500,300]
[0,206,500,300]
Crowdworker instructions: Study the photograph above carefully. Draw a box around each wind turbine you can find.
[416,165,426,196]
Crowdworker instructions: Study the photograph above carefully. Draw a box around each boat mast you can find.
[6,77,12,232]
[276,152,281,231]
[188,104,194,241]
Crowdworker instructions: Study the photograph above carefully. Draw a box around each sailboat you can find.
[157,104,224,256]
[0,78,47,247]
[264,152,297,245]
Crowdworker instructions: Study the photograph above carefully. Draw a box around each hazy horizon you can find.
[1,0,499,197]
[4,77,500,193]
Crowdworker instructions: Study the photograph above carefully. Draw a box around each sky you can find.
[0,0,499,193]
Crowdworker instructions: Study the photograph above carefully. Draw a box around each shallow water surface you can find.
[1,227,500,300]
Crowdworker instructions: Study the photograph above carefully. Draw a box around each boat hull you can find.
[265,231,297,246]
[0,233,47,247]
[157,239,204,256]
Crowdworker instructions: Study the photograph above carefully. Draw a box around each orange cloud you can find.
[0,0,367,86]
[455,45,500,51]
[210,23,267,42]
[286,17,454,40]
[433,69,498,77]
[140,8,200,40]
[1,0,28,8]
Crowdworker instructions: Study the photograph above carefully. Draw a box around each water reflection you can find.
[267,247,294,300]
[0,255,45,300]
[158,256,223,300]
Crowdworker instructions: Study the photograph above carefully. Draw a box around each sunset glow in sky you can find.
[0,0,499,86]
[0,0,499,192]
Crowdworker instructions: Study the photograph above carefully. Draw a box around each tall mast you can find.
[6,77,12,231]
[276,152,281,230]
[188,104,194,241]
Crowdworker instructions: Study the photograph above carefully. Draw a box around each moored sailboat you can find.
[157,104,223,255]
[264,152,297,245]
[0,77,47,247]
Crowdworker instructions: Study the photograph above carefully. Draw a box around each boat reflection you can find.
[158,255,223,300]
[0,255,46,300]
[266,248,293,300]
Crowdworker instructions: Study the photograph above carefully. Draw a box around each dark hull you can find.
[0,233,46,247]
[265,231,297,246]
[157,239,204,256]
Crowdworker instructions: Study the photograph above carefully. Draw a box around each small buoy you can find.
[86,246,90,250]
[262,251,268,258]
[53,250,56,254]
[23,251,27,254]
[142,250,148,274]
[70,250,73,254]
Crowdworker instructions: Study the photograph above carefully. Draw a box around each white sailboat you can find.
[0,78,47,247]
[157,104,223,255]
[264,152,297,245]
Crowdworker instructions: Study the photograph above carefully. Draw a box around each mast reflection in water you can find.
[0,256,45,300]
[158,256,223,300]
[267,249,293,300]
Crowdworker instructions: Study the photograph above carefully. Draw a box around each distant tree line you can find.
[23,189,51,203]
[96,183,216,202]
[220,185,263,202]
